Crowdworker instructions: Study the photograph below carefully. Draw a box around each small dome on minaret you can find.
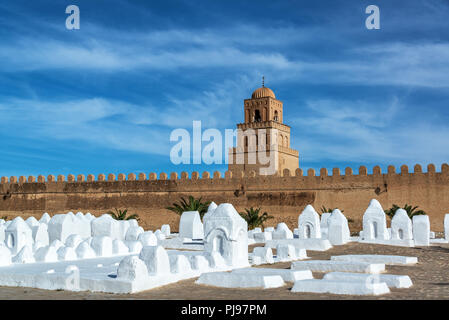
[251,87,276,99]
[251,76,276,99]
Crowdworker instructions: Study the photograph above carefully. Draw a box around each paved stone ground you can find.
[0,242,448,300]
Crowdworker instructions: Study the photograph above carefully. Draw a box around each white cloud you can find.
[0,76,253,156]
[291,97,449,166]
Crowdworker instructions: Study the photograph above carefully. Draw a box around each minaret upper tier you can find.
[243,85,283,123]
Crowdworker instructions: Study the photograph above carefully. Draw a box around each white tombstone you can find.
[76,241,96,259]
[34,246,58,262]
[169,255,192,273]
[252,247,274,264]
[128,219,139,228]
[154,229,166,240]
[413,215,430,246]
[205,251,227,268]
[202,202,218,221]
[91,236,113,257]
[276,244,296,261]
[253,227,262,233]
[13,245,35,264]
[327,209,350,245]
[362,199,389,240]
[33,241,46,252]
[84,212,95,221]
[39,212,51,224]
[50,239,64,250]
[179,211,204,240]
[161,224,171,237]
[112,239,130,255]
[320,212,332,238]
[117,220,131,241]
[26,216,39,229]
[190,255,209,270]
[5,217,34,255]
[265,227,275,233]
[139,245,171,275]
[253,232,272,242]
[126,241,143,254]
[125,226,144,241]
[48,213,78,243]
[320,212,332,228]
[138,232,157,246]
[32,223,49,247]
[298,205,321,239]
[0,244,12,266]
[293,228,299,238]
[203,203,248,267]
[0,223,6,244]
[73,214,91,239]
[272,223,293,240]
[65,234,83,248]
[391,209,413,240]
[117,256,149,281]
[445,214,449,241]
[57,246,77,261]
[75,212,84,219]
[91,214,121,239]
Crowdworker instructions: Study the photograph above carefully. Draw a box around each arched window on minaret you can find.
[255,109,261,122]
[263,107,267,121]
[285,136,288,147]
[274,110,279,122]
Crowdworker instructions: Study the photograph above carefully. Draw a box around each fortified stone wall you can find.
[1,163,449,232]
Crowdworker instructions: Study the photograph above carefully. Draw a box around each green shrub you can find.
[239,207,274,230]
[166,196,211,219]
[385,204,426,219]
[107,208,139,221]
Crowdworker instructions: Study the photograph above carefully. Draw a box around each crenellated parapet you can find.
[2,163,449,187]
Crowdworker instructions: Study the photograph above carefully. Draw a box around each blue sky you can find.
[0,0,449,177]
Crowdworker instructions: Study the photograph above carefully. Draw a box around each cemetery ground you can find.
[0,241,448,300]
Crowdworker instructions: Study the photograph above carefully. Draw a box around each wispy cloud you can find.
[292,97,449,166]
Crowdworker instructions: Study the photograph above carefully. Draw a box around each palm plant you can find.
[239,207,274,230]
[107,208,139,221]
[320,206,344,214]
[0,215,7,221]
[166,196,211,219]
[385,204,426,219]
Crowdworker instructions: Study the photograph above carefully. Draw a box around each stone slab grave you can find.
[232,268,313,282]
[291,279,390,295]
[330,254,418,265]
[265,238,332,251]
[291,260,386,273]
[273,244,308,262]
[196,272,285,289]
[323,272,413,289]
